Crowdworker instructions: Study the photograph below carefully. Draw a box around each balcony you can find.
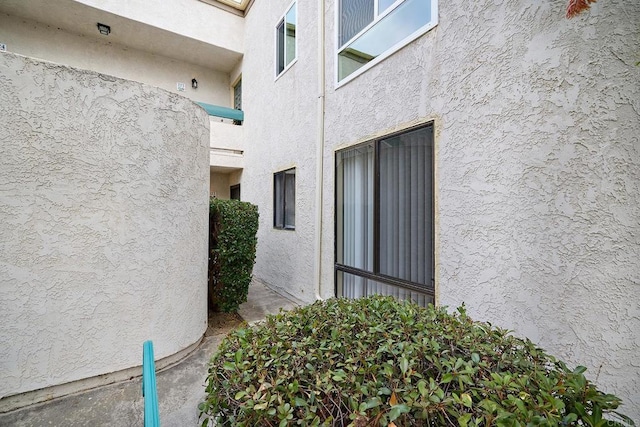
[197,103,244,171]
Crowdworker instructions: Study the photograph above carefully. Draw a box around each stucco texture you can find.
[0,13,232,107]
[0,53,209,398]
[322,0,639,420]
[240,0,320,304]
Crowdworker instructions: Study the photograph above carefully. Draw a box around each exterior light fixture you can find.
[191,78,198,89]
[97,23,110,36]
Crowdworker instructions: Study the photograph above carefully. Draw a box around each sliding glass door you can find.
[335,124,434,305]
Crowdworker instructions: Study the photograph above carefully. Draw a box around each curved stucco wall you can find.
[319,0,639,420]
[0,53,209,399]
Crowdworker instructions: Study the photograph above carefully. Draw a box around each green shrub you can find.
[208,198,258,313]
[200,296,633,426]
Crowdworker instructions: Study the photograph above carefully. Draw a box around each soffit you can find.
[0,0,243,73]
[198,0,251,14]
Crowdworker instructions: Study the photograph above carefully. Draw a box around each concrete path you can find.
[0,281,299,427]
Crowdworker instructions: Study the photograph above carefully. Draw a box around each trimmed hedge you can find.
[200,296,633,426]
[208,198,259,313]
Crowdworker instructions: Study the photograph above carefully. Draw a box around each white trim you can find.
[274,0,298,80]
[376,0,404,17]
[334,0,438,88]
[275,59,298,82]
[339,0,405,51]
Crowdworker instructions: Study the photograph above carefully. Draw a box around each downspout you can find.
[313,0,326,300]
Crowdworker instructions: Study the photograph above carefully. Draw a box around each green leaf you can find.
[471,353,480,364]
[388,404,410,422]
[400,357,409,375]
[359,397,381,412]
[294,397,307,407]
[458,413,471,427]
[574,366,587,374]
[417,380,428,397]
[461,393,472,408]
[254,402,268,411]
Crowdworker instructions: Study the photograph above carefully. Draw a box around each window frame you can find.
[335,0,438,87]
[334,122,435,299]
[275,0,298,80]
[232,76,242,125]
[233,78,242,111]
[273,168,296,230]
[230,184,241,200]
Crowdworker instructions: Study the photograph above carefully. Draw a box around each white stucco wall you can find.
[240,0,320,303]
[210,172,231,198]
[0,13,231,106]
[0,53,209,398]
[319,0,639,419]
[76,0,244,54]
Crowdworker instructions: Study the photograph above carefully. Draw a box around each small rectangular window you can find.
[274,168,295,229]
[276,1,297,77]
[230,184,241,200]
[233,79,242,111]
[233,78,242,125]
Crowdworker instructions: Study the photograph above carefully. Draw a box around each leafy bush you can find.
[200,296,633,426]
[208,198,258,313]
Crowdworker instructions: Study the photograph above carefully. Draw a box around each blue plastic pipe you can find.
[142,341,160,427]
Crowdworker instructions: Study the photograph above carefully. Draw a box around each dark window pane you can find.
[276,20,285,74]
[230,184,240,201]
[233,79,241,111]
[274,168,295,230]
[378,126,433,286]
[274,172,284,228]
[284,170,295,228]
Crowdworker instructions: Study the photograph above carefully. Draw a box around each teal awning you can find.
[196,102,244,122]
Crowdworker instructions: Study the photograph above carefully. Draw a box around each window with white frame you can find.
[335,124,434,306]
[274,168,295,229]
[337,0,437,84]
[276,1,297,77]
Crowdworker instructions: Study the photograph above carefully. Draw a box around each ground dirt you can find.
[205,310,245,337]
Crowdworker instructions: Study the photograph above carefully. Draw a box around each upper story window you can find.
[233,78,242,111]
[337,0,438,85]
[276,1,297,77]
[233,78,242,125]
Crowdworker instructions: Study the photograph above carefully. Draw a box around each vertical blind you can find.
[379,128,432,286]
[336,125,434,306]
[337,143,374,273]
[340,0,374,46]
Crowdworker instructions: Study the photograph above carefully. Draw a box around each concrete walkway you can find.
[0,281,299,427]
